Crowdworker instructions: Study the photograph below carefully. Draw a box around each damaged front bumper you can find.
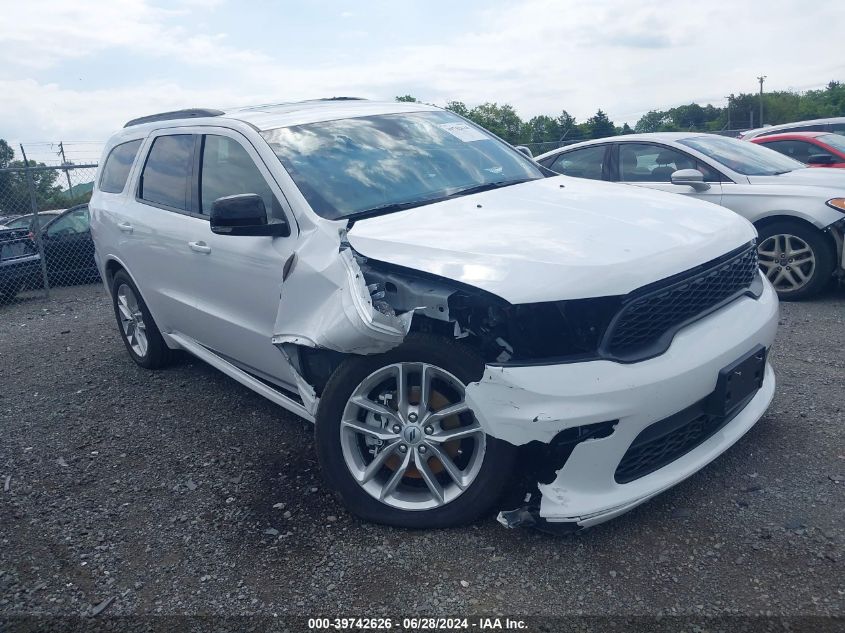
[467,277,779,530]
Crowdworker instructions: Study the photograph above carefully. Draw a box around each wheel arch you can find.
[753,215,838,255]
[103,256,175,347]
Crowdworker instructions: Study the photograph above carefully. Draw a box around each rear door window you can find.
[139,135,195,211]
[549,146,607,180]
[99,140,142,193]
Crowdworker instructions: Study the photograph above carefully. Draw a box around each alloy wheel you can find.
[758,233,815,292]
[339,362,486,511]
[116,284,149,357]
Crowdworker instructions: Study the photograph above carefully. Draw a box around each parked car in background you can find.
[4,210,64,231]
[739,116,845,141]
[537,133,845,300]
[0,227,40,301]
[751,132,845,168]
[35,204,98,286]
[90,100,778,531]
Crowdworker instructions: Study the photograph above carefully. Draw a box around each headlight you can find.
[827,198,845,212]
[467,297,622,365]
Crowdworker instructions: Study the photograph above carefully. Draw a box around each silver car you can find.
[740,117,845,141]
[537,133,845,299]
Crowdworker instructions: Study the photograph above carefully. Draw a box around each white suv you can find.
[90,99,778,531]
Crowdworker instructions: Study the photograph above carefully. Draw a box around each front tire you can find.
[315,334,515,528]
[111,270,174,369]
[757,220,835,300]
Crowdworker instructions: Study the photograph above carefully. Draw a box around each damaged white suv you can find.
[90,99,778,530]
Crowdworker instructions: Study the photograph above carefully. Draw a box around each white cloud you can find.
[1,0,844,152]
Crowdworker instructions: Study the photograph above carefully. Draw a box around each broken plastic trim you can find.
[497,421,617,532]
[496,507,581,535]
[271,228,413,356]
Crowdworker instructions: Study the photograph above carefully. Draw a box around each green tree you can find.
[635,110,671,133]
[0,139,13,168]
[586,109,615,139]
[466,103,523,143]
[394,95,418,102]
[557,110,577,138]
[444,101,469,117]
[521,115,561,145]
[0,139,64,214]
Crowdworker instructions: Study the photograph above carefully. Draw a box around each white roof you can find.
[535,132,709,159]
[740,116,845,139]
[105,99,442,151]
[223,99,440,130]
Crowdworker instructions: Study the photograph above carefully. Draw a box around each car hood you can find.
[346,176,756,304]
[748,168,845,190]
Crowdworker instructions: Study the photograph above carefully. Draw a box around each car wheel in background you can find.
[111,269,174,369]
[315,333,515,528]
[757,220,835,300]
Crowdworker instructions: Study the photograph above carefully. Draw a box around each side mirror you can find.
[670,169,710,192]
[210,194,289,237]
[515,145,533,158]
[806,153,835,165]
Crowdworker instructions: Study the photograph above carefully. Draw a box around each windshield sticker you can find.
[439,122,489,142]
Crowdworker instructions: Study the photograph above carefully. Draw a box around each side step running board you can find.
[167,332,315,422]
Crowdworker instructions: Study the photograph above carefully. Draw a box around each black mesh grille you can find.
[615,411,724,484]
[605,244,758,359]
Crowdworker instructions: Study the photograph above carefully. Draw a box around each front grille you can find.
[604,244,759,360]
[615,408,723,484]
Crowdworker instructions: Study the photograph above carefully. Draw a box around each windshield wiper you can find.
[443,178,537,199]
[345,198,442,222]
[345,178,538,224]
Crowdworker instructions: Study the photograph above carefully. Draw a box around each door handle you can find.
[117,222,134,234]
[188,241,212,254]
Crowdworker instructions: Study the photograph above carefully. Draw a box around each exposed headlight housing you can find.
[827,198,845,212]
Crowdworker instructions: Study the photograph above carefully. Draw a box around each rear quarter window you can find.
[99,140,143,193]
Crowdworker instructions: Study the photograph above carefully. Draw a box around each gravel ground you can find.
[1,282,843,620]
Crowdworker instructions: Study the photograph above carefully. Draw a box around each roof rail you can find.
[317,97,366,101]
[124,108,225,128]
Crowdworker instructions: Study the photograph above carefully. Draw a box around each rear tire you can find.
[111,270,174,369]
[315,333,515,528]
[757,220,834,300]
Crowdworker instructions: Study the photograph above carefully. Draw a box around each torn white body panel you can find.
[467,278,778,527]
[271,226,412,355]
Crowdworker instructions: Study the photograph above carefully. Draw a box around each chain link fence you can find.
[0,163,99,302]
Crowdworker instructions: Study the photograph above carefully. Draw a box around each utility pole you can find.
[757,75,766,127]
[57,142,74,200]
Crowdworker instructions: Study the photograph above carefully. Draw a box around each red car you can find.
[751,131,845,168]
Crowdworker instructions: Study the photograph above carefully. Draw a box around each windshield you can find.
[260,110,543,220]
[679,135,805,176]
[819,134,845,154]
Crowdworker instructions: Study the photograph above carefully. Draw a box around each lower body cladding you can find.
[467,280,779,530]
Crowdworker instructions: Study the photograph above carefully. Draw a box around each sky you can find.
[2,0,844,164]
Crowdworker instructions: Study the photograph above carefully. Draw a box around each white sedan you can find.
[537,133,845,299]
